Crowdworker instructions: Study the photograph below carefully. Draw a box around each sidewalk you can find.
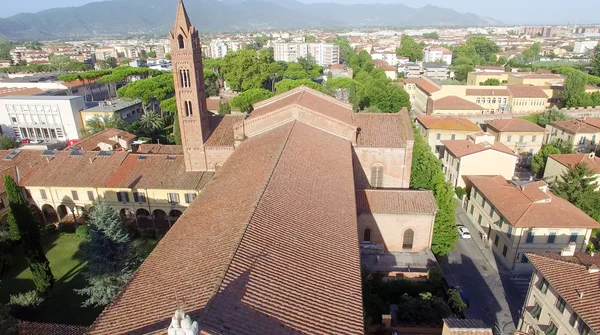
[455,199,501,272]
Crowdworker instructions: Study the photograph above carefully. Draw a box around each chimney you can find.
[382,314,392,328]
[577,290,585,299]
[561,242,577,257]
[167,307,199,335]
[588,264,599,273]
[589,152,595,159]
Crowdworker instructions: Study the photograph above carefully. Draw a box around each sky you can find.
[2,0,600,25]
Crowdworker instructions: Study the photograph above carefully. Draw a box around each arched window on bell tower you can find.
[178,35,185,49]
[184,101,193,117]
[180,69,190,88]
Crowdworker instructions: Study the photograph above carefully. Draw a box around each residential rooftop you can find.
[0,95,81,101]
[486,118,546,133]
[83,98,142,112]
[551,119,600,134]
[434,96,483,111]
[442,139,516,158]
[548,153,600,174]
[416,115,481,132]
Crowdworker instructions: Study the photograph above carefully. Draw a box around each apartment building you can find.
[544,153,600,188]
[415,115,481,156]
[80,98,144,129]
[208,39,229,58]
[464,176,599,272]
[518,250,599,335]
[573,40,598,53]
[0,95,86,142]
[545,119,600,153]
[423,46,453,65]
[486,118,546,157]
[94,46,118,61]
[273,42,340,66]
[422,63,449,81]
[507,85,550,113]
[442,132,517,188]
[402,62,422,78]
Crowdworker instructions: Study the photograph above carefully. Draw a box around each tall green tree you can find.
[410,128,458,256]
[221,48,272,91]
[84,115,127,136]
[591,49,600,77]
[563,70,591,108]
[49,55,71,72]
[230,88,273,113]
[76,201,139,307]
[275,79,323,94]
[332,37,355,64]
[532,145,561,177]
[396,35,424,62]
[4,176,54,294]
[553,163,598,208]
[536,106,570,127]
[482,78,500,86]
[218,101,232,115]
[0,134,18,150]
[204,70,219,96]
[117,73,174,113]
[267,62,284,93]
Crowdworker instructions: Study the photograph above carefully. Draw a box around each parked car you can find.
[457,225,471,239]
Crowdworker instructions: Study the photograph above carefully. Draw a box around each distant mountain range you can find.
[0,0,504,40]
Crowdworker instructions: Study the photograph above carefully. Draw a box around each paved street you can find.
[437,202,530,335]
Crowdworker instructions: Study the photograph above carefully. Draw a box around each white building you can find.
[423,46,453,65]
[573,40,598,54]
[209,40,229,58]
[0,96,86,142]
[273,42,340,66]
[94,46,118,61]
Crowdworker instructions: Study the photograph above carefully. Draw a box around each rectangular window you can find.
[530,302,542,320]
[526,231,535,243]
[498,218,504,228]
[71,190,79,201]
[133,192,146,203]
[185,193,196,204]
[570,233,578,243]
[545,322,558,335]
[532,135,537,142]
[481,197,485,207]
[502,245,508,257]
[473,190,478,199]
[168,193,179,204]
[494,235,499,246]
[87,191,94,201]
[507,226,513,238]
[569,313,577,327]
[548,232,556,244]
[478,214,483,225]
[436,133,441,140]
[117,192,129,203]
[538,278,549,294]
[507,135,512,142]
[489,207,494,218]
[470,205,474,215]
[451,133,456,140]
[519,135,524,143]
[579,324,590,335]
[40,189,47,200]
[556,297,566,313]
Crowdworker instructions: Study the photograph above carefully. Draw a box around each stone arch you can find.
[169,210,183,225]
[363,228,371,242]
[153,209,168,220]
[120,208,133,219]
[136,208,150,217]
[136,208,152,229]
[41,204,58,224]
[57,205,68,219]
[402,229,414,250]
[153,209,169,230]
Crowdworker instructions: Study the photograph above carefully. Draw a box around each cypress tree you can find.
[4,175,54,294]
[76,201,139,307]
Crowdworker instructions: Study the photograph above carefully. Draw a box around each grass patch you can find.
[0,232,162,326]
[521,114,540,125]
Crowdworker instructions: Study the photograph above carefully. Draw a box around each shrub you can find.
[447,289,467,314]
[141,229,156,239]
[75,225,90,239]
[427,266,444,290]
[57,222,76,233]
[155,229,169,240]
[455,186,467,200]
[43,224,56,235]
[127,227,141,239]
[9,290,45,318]
[0,255,9,275]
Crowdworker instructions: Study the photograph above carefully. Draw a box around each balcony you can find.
[526,304,542,320]
[543,323,558,335]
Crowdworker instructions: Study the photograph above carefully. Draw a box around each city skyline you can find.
[2,0,600,25]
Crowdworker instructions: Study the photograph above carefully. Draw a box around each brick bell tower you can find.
[169,0,210,171]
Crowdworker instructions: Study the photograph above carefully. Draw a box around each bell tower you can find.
[169,0,209,171]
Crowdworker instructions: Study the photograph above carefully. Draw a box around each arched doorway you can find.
[153,209,169,230]
[363,228,371,243]
[403,229,414,250]
[120,208,135,228]
[57,205,68,222]
[136,208,152,229]
[41,204,58,224]
[169,210,183,225]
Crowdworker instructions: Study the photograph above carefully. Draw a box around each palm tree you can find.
[139,111,164,137]
[84,115,127,137]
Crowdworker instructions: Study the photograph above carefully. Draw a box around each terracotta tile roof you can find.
[353,111,412,148]
[205,114,245,147]
[356,189,437,214]
[525,252,600,334]
[551,119,600,134]
[486,119,545,133]
[19,151,129,188]
[61,78,98,88]
[466,176,600,229]
[434,96,483,111]
[403,78,420,84]
[137,144,183,155]
[18,320,87,335]
[442,140,516,158]
[582,117,600,129]
[0,149,52,193]
[0,87,44,97]
[415,78,441,95]
[510,73,564,80]
[416,115,481,131]
[104,154,213,190]
[475,65,506,71]
[88,121,363,335]
[443,318,493,335]
[469,72,509,77]
[69,128,135,151]
[465,88,510,97]
[373,59,396,72]
[548,153,600,174]
[506,85,549,99]
[249,86,354,126]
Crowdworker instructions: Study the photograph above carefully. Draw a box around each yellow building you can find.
[467,72,510,86]
[80,98,143,129]
[544,153,600,188]
[486,118,546,157]
[507,73,564,86]
[415,115,481,155]
[545,119,600,153]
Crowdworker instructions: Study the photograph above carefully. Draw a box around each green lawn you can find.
[0,232,160,326]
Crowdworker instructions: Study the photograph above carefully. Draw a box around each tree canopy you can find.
[117,73,174,111]
[531,144,562,177]
[396,35,424,62]
[221,48,273,91]
[553,163,598,208]
[563,70,590,108]
[536,106,570,127]
[275,79,323,94]
[482,78,500,86]
[229,88,274,113]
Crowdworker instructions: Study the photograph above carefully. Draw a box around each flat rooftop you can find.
[83,99,142,112]
[0,95,82,101]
